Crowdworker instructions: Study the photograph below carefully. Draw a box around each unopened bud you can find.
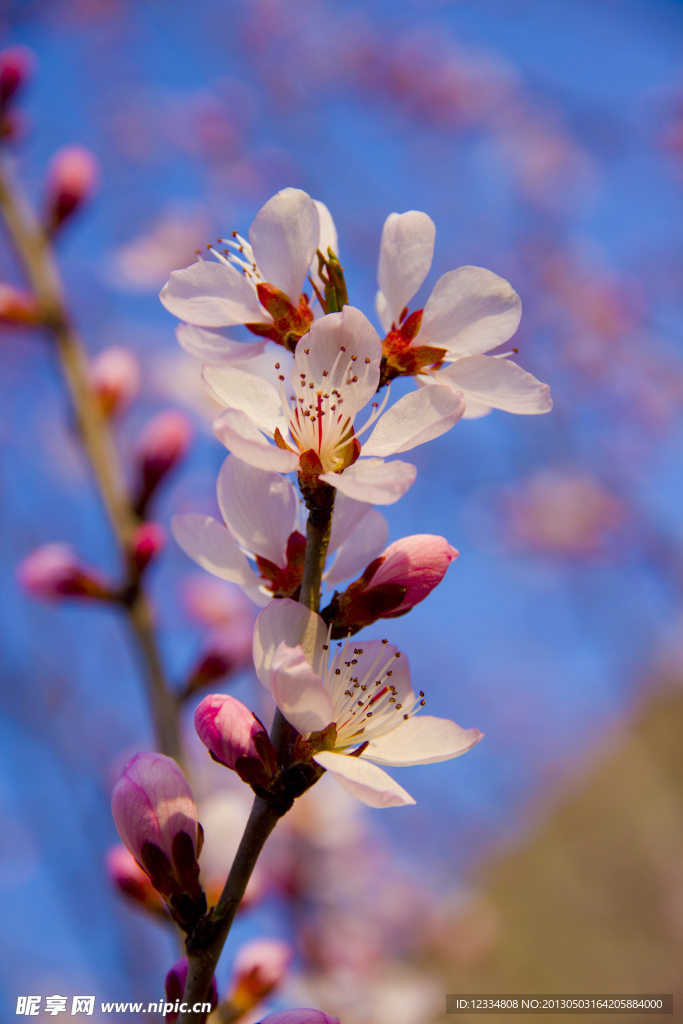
[45,145,99,233]
[134,410,192,516]
[194,694,268,771]
[184,625,253,695]
[323,535,457,637]
[228,938,293,1013]
[105,844,167,917]
[164,959,217,1023]
[17,543,112,600]
[0,46,33,108]
[111,752,206,931]
[0,282,41,324]
[129,522,166,574]
[89,346,141,416]
[259,1012,340,1024]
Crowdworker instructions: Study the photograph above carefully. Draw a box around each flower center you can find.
[318,635,426,747]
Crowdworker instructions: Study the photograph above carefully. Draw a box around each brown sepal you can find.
[291,721,337,763]
[273,427,293,451]
[326,583,408,639]
[245,283,313,350]
[255,530,306,598]
[338,436,361,472]
[139,841,175,899]
[172,830,203,901]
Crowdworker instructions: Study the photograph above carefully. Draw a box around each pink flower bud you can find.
[105,844,166,916]
[164,959,217,1023]
[111,752,206,929]
[259,1012,340,1024]
[130,522,166,574]
[326,535,457,637]
[194,694,267,771]
[362,535,458,614]
[89,346,141,416]
[0,46,33,107]
[17,543,111,600]
[134,410,192,516]
[229,939,293,1011]
[45,145,99,232]
[0,282,40,324]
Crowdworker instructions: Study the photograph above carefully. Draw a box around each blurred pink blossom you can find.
[45,145,99,232]
[89,346,141,416]
[17,543,111,600]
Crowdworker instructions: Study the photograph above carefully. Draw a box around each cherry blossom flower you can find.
[88,346,141,416]
[228,938,293,1011]
[172,453,388,604]
[376,210,552,417]
[194,693,268,770]
[202,305,465,504]
[253,599,482,808]
[160,187,337,362]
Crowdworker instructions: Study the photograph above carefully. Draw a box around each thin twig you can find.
[0,155,181,761]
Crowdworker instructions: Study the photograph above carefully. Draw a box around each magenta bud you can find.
[362,535,458,614]
[0,46,33,107]
[89,346,141,416]
[259,1012,340,1024]
[111,752,206,930]
[134,410,192,516]
[45,145,99,232]
[130,522,166,574]
[164,959,217,1023]
[17,543,111,600]
[105,844,166,916]
[0,282,40,323]
[229,938,293,1010]
[194,694,267,771]
[326,535,457,637]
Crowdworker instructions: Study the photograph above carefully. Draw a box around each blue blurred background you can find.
[3,0,683,1016]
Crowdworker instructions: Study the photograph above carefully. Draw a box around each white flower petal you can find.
[327,492,373,554]
[160,261,269,328]
[171,513,262,588]
[420,266,522,356]
[292,307,382,417]
[375,289,392,334]
[249,188,320,303]
[217,455,296,568]
[269,642,335,736]
[377,211,436,327]
[324,509,388,586]
[176,323,267,364]
[213,408,299,473]
[436,355,552,415]
[203,364,287,436]
[309,199,339,297]
[313,751,415,808]
[362,385,465,457]
[461,399,493,419]
[362,715,483,766]
[320,458,417,506]
[253,598,328,687]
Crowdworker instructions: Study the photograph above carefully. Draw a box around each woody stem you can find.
[0,155,181,761]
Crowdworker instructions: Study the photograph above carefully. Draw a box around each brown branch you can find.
[0,155,181,761]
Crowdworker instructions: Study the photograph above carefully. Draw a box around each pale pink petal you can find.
[213,409,299,473]
[253,598,328,687]
[324,509,389,586]
[171,514,262,588]
[327,491,373,554]
[461,399,493,419]
[436,354,552,415]
[176,323,266,364]
[217,455,296,568]
[362,715,483,766]
[249,188,320,303]
[362,385,465,457]
[160,261,269,328]
[377,211,436,327]
[420,266,522,356]
[313,751,415,807]
[292,307,382,417]
[309,199,339,296]
[269,642,335,735]
[203,364,287,436]
[320,458,416,505]
[375,289,392,334]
